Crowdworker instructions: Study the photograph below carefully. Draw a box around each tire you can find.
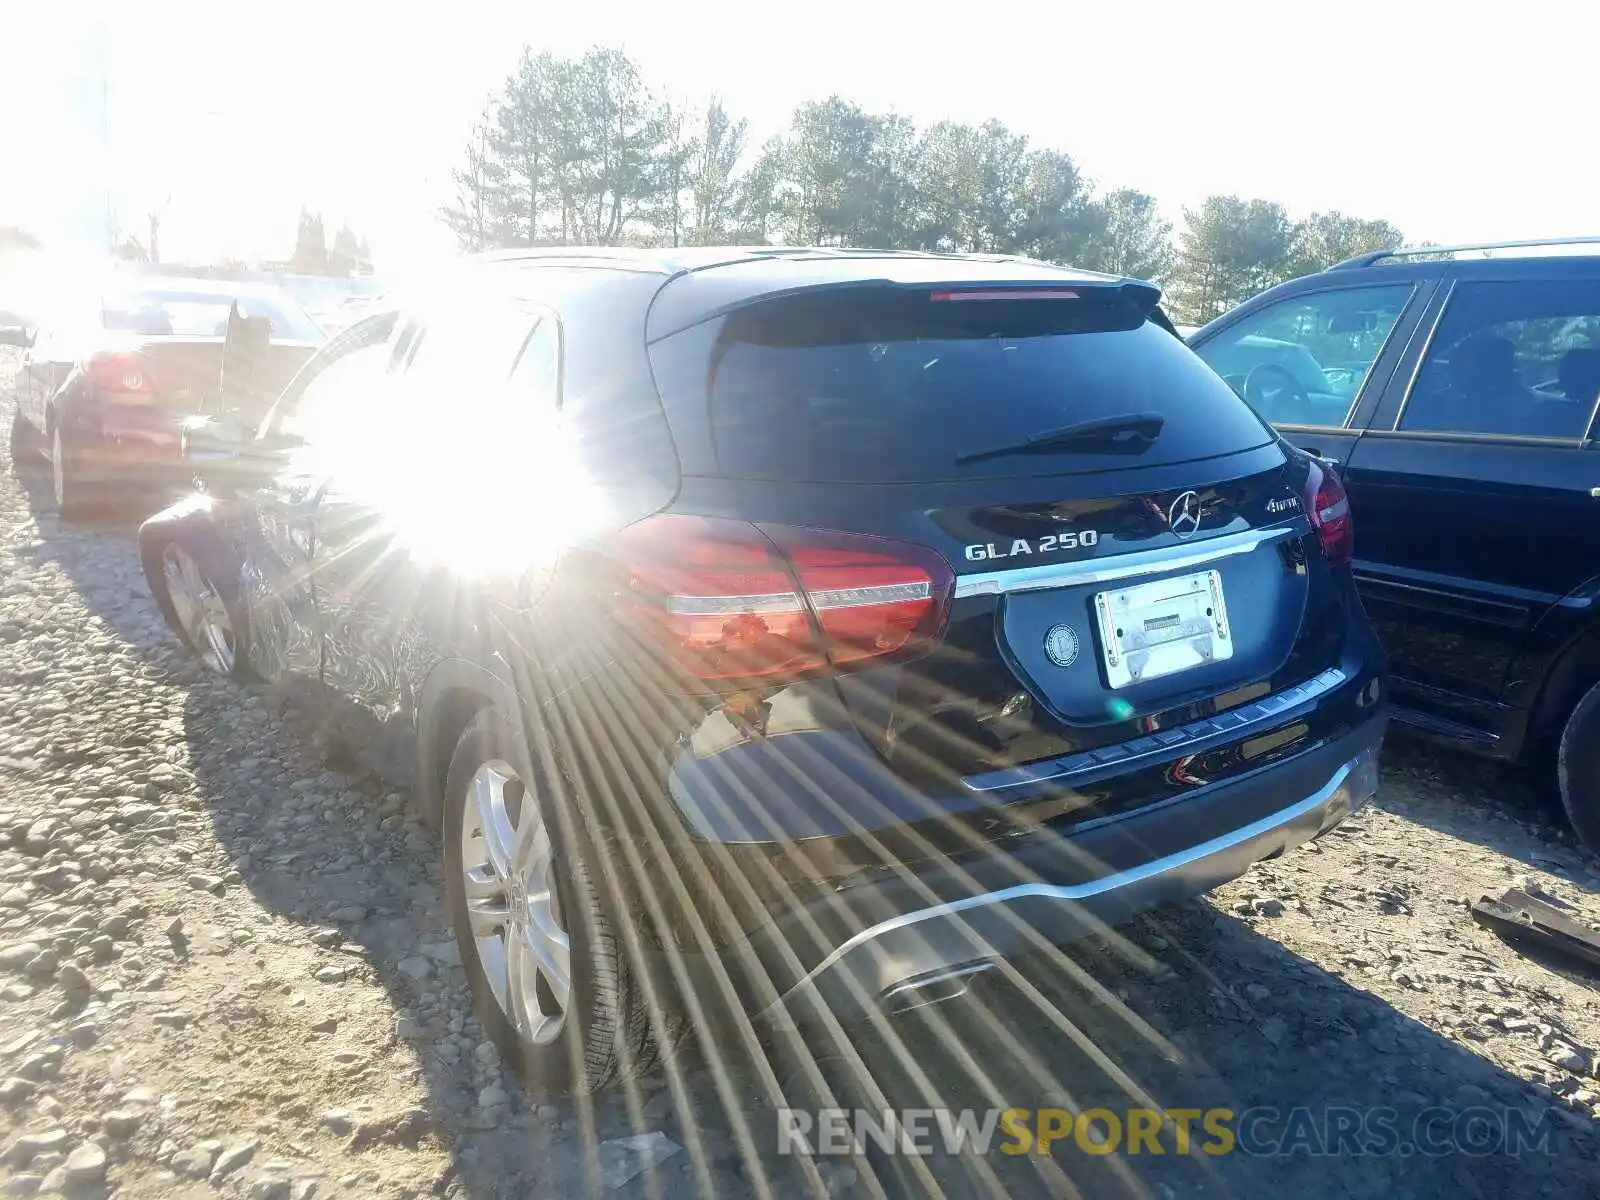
[9,408,40,465]
[50,422,100,521]
[1558,679,1600,854]
[442,707,676,1097]
[140,531,250,680]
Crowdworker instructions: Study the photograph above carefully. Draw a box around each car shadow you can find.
[812,898,1600,1199]
[9,449,169,532]
[1377,732,1599,887]
[8,438,1597,1198]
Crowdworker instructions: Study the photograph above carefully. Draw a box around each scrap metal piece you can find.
[1469,888,1600,970]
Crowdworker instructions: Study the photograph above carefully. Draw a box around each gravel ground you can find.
[2,370,1600,1198]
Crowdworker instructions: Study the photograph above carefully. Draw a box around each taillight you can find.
[1304,459,1353,565]
[614,515,953,683]
[85,351,157,400]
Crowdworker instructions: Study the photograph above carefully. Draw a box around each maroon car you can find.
[4,276,323,518]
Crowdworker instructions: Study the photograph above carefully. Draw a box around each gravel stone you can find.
[320,1108,352,1134]
[58,1142,106,1187]
[103,1108,146,1138]
[0,941,41,971]
[5,1128,68,1165]
[1547,1044,1590,1074]
[170,1143,220,1179]
[211,1139,260,1182]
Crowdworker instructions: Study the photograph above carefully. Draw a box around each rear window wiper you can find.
[954,412,1165,466]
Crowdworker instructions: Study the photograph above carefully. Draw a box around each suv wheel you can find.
[1558,679,1600,854]
[9,409,39,465]
[51,424,98,520]
[442,708,675,1096]
[142,536,248,678]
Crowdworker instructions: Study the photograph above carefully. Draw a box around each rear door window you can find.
[1399,280,1600,439]
[685,287,1272,483]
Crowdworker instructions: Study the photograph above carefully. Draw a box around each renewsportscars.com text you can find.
[777,1105,1560,1158]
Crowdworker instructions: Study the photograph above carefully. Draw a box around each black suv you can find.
[139,248,1386,1094]
[1188,238,1600,850]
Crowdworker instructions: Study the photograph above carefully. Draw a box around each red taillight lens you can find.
[614,515,952,682]
[761,524,952,668]
[86,351,156,397]
[1305,459,1353,565]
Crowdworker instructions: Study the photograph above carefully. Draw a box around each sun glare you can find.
[296,364,606,582]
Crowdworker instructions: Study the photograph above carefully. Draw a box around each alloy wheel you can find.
[458,758,571,1046]
[161,543,236,675]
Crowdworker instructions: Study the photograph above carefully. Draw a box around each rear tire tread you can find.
[445,708,683,1096]
[1557,678,1600,855]
[9,409,40,464]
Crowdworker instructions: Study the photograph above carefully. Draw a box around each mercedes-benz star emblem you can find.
[1167,490,1202,539]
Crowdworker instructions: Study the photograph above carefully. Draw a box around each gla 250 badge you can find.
[963,530,1100,562]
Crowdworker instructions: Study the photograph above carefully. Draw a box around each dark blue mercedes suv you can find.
[1189,238,1600,857]
[137,247,1386,1095]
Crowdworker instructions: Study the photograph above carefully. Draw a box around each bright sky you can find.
[3,0,1595,277]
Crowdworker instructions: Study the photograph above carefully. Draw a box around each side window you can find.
[278,342,392,443]
[1400,280,1600,439]
[1193,285,1413,427]
[259,311,396,440]
[398,305,537,396]
[507,319,559,407]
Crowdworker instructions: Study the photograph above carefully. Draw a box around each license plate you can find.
[1093,569,1233,689]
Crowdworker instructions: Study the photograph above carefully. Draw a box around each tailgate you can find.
[121,339,315,422]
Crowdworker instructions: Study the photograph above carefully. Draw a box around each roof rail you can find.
[1330,235,1600,270]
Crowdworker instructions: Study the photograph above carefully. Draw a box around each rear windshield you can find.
[100,288,323,341]
[691,288,1272,483]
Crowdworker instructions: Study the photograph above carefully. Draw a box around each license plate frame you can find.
[1093,569,1233,689]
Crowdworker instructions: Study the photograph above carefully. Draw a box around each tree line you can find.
[442,46,1403,325]
[291,210,374,277]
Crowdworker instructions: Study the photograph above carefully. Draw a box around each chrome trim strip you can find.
[961,666,1349,794]
[787,752,1369,996]
[1334,280,1422,430]
[1388,279,1454,432]
[952,524,1300,599]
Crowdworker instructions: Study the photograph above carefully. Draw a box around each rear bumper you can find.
[654,711,1384,1030]
[58,403,186,485]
